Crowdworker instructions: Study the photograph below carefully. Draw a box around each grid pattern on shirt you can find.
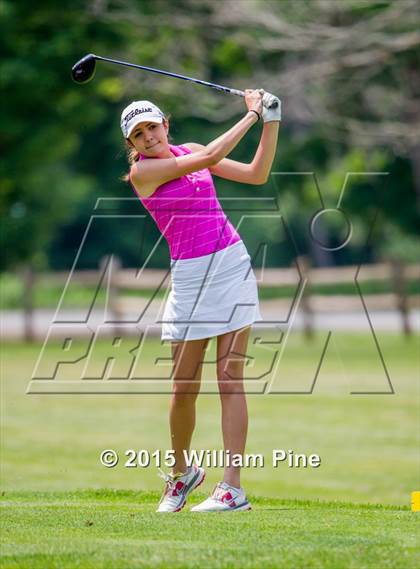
[131,144,241,260]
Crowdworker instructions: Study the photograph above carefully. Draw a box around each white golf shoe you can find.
[190,481,252,512]
[156,464,206,513]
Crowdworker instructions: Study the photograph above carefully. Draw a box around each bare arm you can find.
[131,90,263,196]
[246,120,280,184]
[131,112,259,193]
[185,121,280,186]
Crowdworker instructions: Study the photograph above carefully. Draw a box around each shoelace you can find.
[212,483,232,502]
[157,467,177,502]
[157,467,190,501]
[158,467,189,483]
[157,467,172,484]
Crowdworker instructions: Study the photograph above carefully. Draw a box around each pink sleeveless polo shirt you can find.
[129,144,241,260]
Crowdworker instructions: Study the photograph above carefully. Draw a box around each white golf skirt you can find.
[161,240,262,341]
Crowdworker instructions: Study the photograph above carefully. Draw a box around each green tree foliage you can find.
[0,0,123,270]
[2,0,418,272]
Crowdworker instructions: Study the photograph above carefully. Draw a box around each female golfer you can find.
[121,89,281,512]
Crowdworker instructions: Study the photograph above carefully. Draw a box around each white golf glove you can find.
[262,92,282,122]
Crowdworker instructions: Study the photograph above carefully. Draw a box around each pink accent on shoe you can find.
[222,492,233,503]
[172,480,185,496]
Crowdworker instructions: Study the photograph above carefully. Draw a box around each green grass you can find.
[1,490,418,569]
[1,272,419,308]
[1,333,419,568]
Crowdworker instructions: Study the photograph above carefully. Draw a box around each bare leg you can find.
[169,337,209,475]
[216,326,251,488]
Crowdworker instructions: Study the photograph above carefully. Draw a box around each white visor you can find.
[120,100,164,138]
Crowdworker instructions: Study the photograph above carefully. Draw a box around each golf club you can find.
[71,53,279,109]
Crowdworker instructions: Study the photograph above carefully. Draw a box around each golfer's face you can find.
[129,122,167,155]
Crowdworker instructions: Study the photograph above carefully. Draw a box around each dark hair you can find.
[121,115,171,182]
[121,143,140,182]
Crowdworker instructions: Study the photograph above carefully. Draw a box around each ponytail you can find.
[121,142,139,182]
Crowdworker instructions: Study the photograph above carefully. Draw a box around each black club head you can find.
[71,54,97,84]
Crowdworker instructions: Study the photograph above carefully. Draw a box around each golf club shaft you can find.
[93,54,278,108]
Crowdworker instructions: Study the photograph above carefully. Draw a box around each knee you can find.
[172,384,199,406]
[217,368,245,397]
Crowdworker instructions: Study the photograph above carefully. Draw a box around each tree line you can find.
[1,0,418,273]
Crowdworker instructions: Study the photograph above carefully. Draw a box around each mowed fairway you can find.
[1,491,418,569]
[1,332,419,568]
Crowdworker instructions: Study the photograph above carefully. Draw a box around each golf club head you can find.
[71,54,97,84]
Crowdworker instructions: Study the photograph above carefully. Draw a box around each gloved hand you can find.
[262,91,282,122]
